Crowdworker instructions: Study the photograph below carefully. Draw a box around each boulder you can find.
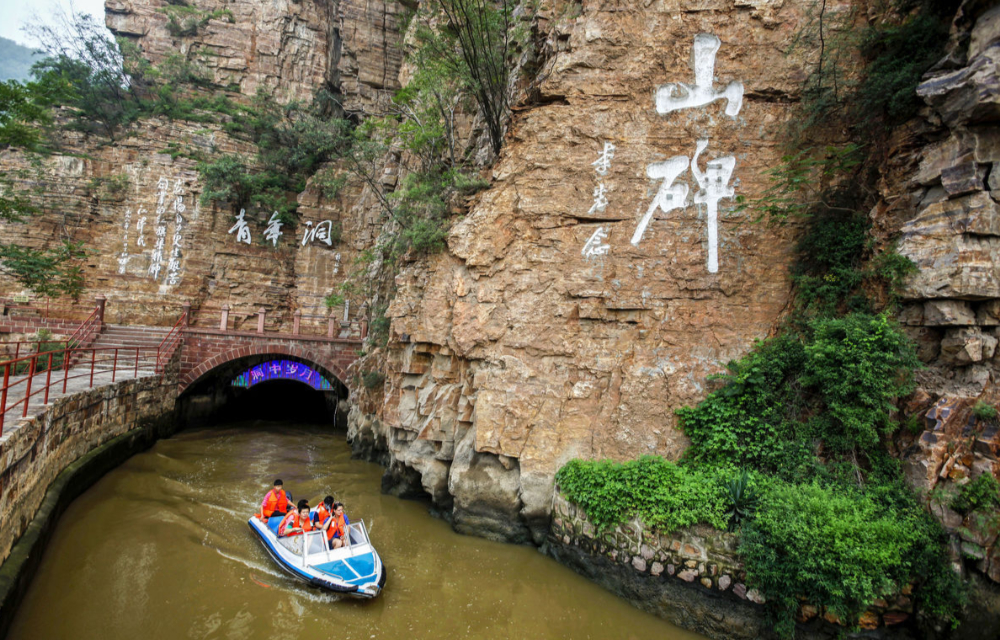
[924,300,977,326]
[940,327,987,364]
[918,44,1000,127]
[898,194,1000,300]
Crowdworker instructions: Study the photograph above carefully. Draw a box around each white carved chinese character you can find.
[582,227,611,258]
[592,142,616,176]
[136,215,147,246]
[172,180,184,195]
[228,209,252,245]
[631,156,690,246]
[588,183,609,215]
[301,220,334,246]
[691,139,736,274]
[148,261,162,280]
[655,34,744,118]
[264,212,284,247]
[117,252,129,274]
[156,177,169,204]
[173,196,186,213]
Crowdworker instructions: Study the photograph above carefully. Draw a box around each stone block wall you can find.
[0,372,177,564]
[549,492,758,601]
[548,492,919,636]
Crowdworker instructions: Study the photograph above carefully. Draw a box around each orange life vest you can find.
[261,489,288,518]
[279,512,314,537]
[316,504,342,541]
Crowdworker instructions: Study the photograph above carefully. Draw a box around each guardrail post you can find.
[182,302,191,327]
[361,320,369,340]
[44,352,53,404]
[220,305,230,332]
[95,295,107,325]
[23,356,35,417]
[257,308,266,334]
[1,362,9,435]
[328,309,337,338]
[293,310,301,335]
[62,346,70,393]
[112,348,118,383]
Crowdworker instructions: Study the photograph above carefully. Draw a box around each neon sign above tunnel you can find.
[232,360,335,391]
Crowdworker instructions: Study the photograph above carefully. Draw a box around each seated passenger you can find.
[260,479,293,520]
[314,497,350,549]
[279,500,315,537]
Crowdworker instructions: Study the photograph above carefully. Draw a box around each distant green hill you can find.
[0,37,43,83]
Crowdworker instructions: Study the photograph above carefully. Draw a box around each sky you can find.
[0,0,108,47]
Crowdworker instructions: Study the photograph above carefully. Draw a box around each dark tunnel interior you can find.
[224,379,335,423]
[177,355,348,429]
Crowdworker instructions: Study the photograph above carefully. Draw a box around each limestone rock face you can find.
[104,0,404,110]
[368,1,816,541]
[886,1,1000,586]
[0,1,407,332]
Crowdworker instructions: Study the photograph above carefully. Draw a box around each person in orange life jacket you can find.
[314,497,350,549]
[261,479,293,519]
[279,500,315,537]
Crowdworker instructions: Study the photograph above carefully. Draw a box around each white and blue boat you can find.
[247,514,386,598]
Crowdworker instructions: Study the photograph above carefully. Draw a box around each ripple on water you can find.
[8,422,705,640]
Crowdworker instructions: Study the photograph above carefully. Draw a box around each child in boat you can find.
[260,479,293,520]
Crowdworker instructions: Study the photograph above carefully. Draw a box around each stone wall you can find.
[547,493,928,640]
[0,370,177,564]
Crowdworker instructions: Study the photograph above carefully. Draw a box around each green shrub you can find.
[951,474,1000,515]
[741,481,960,637]
[555,456,728,533]
[972,400,998,423]
[803,313,921,450]
[854,11,949,134]
[361,370,385,389]
[676,332,811,475]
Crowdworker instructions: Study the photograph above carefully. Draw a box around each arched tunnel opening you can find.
[177,354,350,430]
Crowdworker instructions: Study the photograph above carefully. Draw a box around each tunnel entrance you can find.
[223,379,335,423]
[177,354,349,429]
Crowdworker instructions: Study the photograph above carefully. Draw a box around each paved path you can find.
[1,365,157,436]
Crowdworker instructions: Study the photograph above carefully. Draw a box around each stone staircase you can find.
[71,324,170,372]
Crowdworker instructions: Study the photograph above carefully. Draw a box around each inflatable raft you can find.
[247,514,386,598]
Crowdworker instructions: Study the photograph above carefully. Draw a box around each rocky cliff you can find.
[1,0,999,604]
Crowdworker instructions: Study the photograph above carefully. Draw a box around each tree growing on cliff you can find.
[415,0,521,155]
[24,10,153,141]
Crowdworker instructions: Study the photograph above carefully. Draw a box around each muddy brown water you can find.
[8,423,705,640]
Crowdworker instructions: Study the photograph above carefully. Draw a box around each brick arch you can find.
[178,343,350,394]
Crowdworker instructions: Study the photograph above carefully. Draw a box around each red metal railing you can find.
[0,346,159,436]
[65,304,102,349]
[0,340,70,360]
[155,311,187,373]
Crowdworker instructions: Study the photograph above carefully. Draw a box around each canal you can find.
[8,422,703,640]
